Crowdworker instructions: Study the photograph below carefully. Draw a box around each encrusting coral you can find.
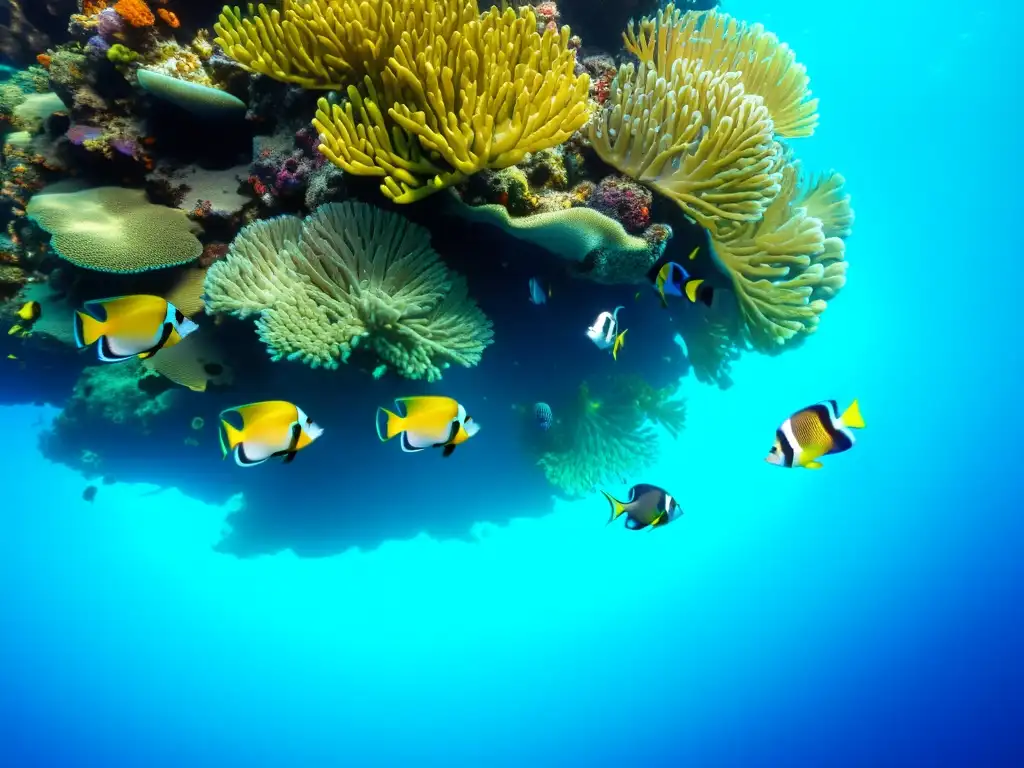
[203,201,494,380]
[25,186,203,272]
[215,0,591,202]
[623,4,819,138]
[710,159,853,350]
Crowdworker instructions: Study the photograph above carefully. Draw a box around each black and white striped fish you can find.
[766,400,865,469]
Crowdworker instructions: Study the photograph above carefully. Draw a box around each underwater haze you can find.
[2,0,1024,766]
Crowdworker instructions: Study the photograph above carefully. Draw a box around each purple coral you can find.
[96,8,125,38]
[86,35,111,59]
[66,124,106,145]
[586,175,653,234]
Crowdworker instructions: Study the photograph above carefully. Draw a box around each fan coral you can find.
[25,187,203,273]
[215,0,591,202]
[203,202,494,380]
[709,159,853,350]
[624,5,819,138]
[590,58,782,232]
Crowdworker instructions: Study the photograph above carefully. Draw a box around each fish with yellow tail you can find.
[376,395,480,457]
[8,300,41,337]
[586,306,627,360]
[73,294,198,363]
[219,400,324,467]
[601,484,682,530]
[766,400,865,470]
[653,248,714,308]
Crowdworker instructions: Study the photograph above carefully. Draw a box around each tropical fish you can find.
[654,250,714,308]
[219,400,324,467]
[74,295,198,363]
[601,483,682,530]
[376,395,480,457]
[82,486,97,503]
[8,300,41,337]
[528,277,550,305]
[533,401,553,431]
[766,400,865,470]
[586,306,627,359]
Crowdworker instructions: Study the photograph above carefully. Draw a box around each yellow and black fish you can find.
[74,294,198,363]
[653,248,713,308]
[601,483,682,530]
[219,400,324,467]
[376,395,480,457]
[8,300,41,337]
[766,400,865,470]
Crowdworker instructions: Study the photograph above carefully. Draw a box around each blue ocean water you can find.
[2,0,1023,766]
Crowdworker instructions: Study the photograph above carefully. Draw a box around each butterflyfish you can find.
[586,306,627,358]
[654,253,714,308]
[219,400,324,467]
[376,395,480,457]
[74,295,198,363]
[601,484,682,530]
[766,400,865,470]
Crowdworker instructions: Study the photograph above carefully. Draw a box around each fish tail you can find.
[684,279,714,307]
[73,310,105,348]
[687,246,699,260]
[612,329,627,361]
[840,399,865,429]
[375,407,404,442]
[601,490,627,525]
[219,419,244,459]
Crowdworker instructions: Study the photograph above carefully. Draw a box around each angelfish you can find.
[601,484,682,530]
[766,400,865,469]
[376,395,480,457]
[586,306,628,361]
[73,294,198,362]
[219,400,324,467]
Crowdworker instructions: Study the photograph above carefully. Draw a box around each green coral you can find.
[534,376,685,498]
[107,44,139,64]
[203,202,494,381]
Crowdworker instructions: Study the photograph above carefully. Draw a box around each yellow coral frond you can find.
[590,58,782,230]
[624,4,818,138]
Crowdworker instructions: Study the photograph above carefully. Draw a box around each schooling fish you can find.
[654,250,714,308]
[219,400,324,467]
[766,399,865,470]
[74,295,198,363]
[601,483,682,530]
[586,306,627,360]
[376,395,480,457]
[528,278,550,305]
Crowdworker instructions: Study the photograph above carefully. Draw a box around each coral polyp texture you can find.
[710,159,853,351]
[590,58,782,231]
[25,187,203,272]
[624,5,819,138]
[203,201,494,380]
[216,0,591,202]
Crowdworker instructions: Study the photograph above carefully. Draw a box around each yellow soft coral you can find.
[709,159,853,350]
[624,4,819,138]
[203,202,493,380]
[590,58,782,230]
[216,1,590,203]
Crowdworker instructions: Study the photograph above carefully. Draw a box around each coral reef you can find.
[204,201,494,380]
[25,186,203,272]
[247,122,346,213]
[216,0,591,202]
[534,375,686,498]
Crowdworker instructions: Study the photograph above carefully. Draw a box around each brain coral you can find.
[203,202,494,381]
[26,187,202,273]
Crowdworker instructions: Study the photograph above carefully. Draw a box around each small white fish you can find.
[528,278,549,305]
[586,306,628,360]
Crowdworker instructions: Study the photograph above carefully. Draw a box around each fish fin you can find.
[281,451,298,465]
[600,490,627,524]
[400,432,425,453]
[219,419,244,458]
[97,335,135,363]
[138,323,175,359]
[8,324,21,336]
[74,310,105,348]
[233,443,267,468]
[375,407,404,441]
[393,396,457,419]
[612,329,627,361]
[649,512,668,528]
[804,461,824,470]
[687,246,699,260]
[840,399,865,429]
[442,444,456,458]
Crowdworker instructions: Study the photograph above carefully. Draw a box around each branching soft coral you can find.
[624,4,819,138]
[709,158,854,351]
[590,58,782,231]
[203,202,494,380]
